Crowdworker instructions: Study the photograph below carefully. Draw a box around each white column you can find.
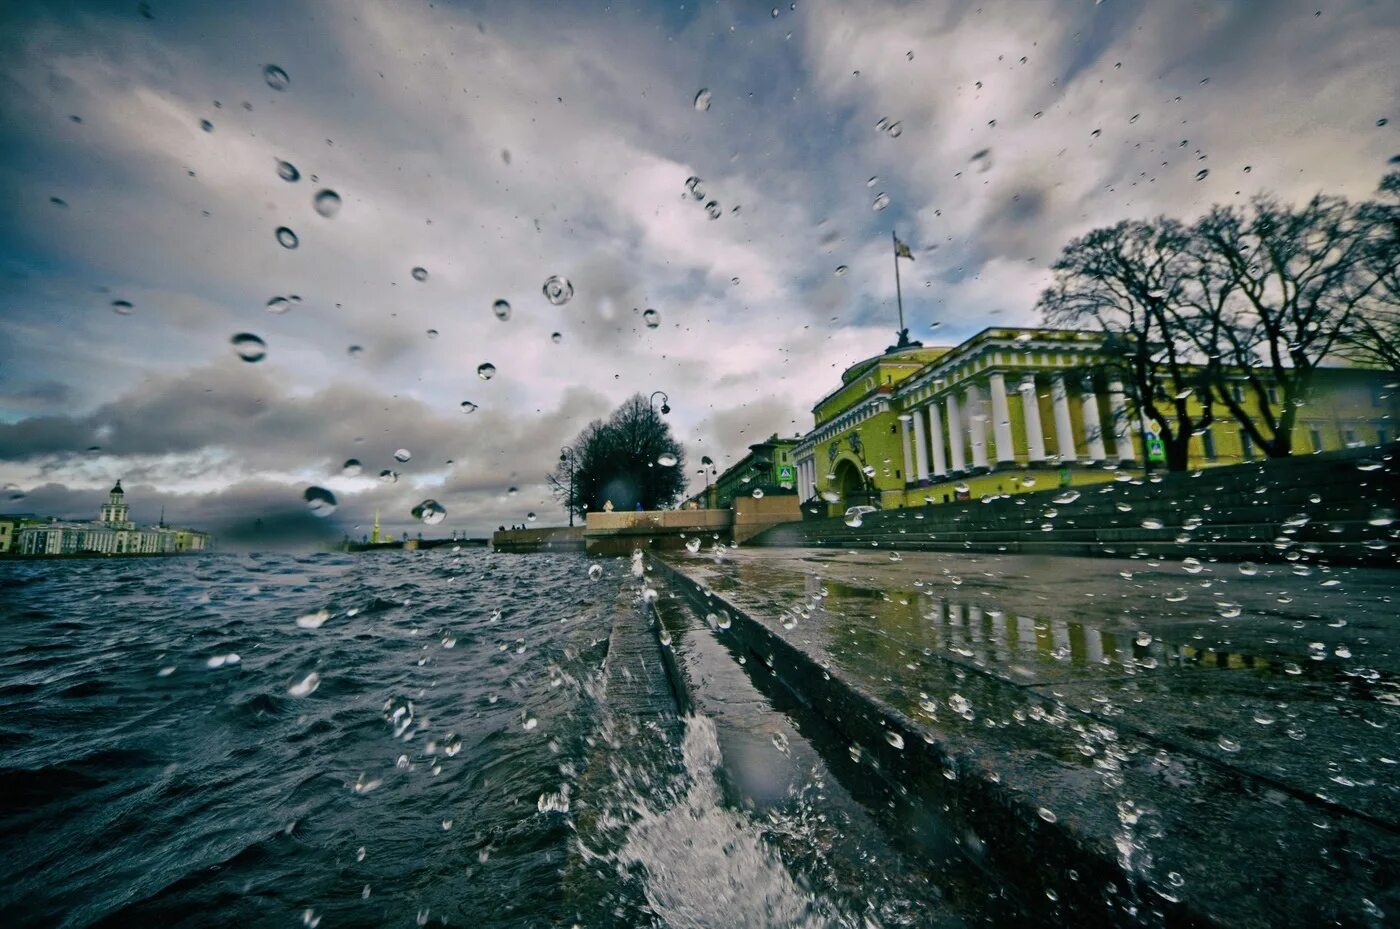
[1107,380,1137,462]
[926,403,948,477]
[1051,374,1077,463]
[1019,375,1047,463]
[910,408,930,481]
[946,394,966,473]
[1080,377,1106,463]
[989,373,1014,466]
[899,418,914,483]
[965,385,989,471]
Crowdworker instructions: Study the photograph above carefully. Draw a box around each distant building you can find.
[8,480,212,557]
[690,434,800,509]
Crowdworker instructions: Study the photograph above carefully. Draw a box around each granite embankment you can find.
[755,444,1399,566]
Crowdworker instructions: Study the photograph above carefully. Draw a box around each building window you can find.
[1343,429,1358,447]
[1241,432,1255,460]
[1377,428,1390,445]
[1266,387,1278,405]
[1201,429,1216,460]
[1309,428,1324,453]
[1231,384,1244,403]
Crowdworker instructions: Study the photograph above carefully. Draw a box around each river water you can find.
[0,550,986,929]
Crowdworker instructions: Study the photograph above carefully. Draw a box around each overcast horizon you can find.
[1,0,1396,543]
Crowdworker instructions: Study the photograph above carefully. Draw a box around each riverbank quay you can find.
[649,547,1400,928]
[758,444,1399,567]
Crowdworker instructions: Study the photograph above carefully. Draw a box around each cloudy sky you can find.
[0,0,1395,542]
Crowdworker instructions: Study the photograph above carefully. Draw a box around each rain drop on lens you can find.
[542,275,574,305]
[477,363,496,380]
[492,299,511,321]
[266,296,290,314]
[1195,168,1210,181]
[588,564,604,581]
[704,200,721,219]
[378,469,398,483]
[526,512,537,522]
[693,88,712,111]
[230,333,267,362]
[303,486,337,516]
[200,119,214,132]
[460,401,478,414]
[411,266,428,282]
[276,160,300,182]
[393,448,412,463]
[643,308,661,328]
[111,300,133,315]
[657,453,678,467]
[313,189,341,218]
[275,227,299,249]
[872,193,890,211]
[412,500,447,525]
[263,64,289,91]
[551,332,562,343]
[342,458,362,476]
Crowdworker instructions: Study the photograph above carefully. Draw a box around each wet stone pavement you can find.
[654,547,1399,929]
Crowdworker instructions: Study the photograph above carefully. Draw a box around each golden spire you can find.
[371,510,381,543]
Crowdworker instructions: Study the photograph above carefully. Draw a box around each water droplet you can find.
[275,226,299,249]
[844,513,863,528]
[289,672,321,696]
[1195,168,1210,181]
[885,730,905,749]
[477,363,496,380]
[346,345,362,358]
[684,175,705,200]
[526,512,537,522]
[230,332,267,362]
[588,564,604,581]
[1052,489,1080,504]
[304,486,337,516]
[343,458,363,476]
[1238,561,1258,576]
[492,299,511,321]
[111,300,133,315]
[872,192,890,211]
[426,328,438,339]
[1217,735,1241,753]
[266,296,290,314]
[1378,118,1390,127]
[263,64,290,91]
[313,189,341,218]
[378,469,398,483]
[460,401,478,414]
[356,847,366,862]
[522,716,539,731]
[704,200,722,220]
[751,488,765,499]
[1140,517,1164,529]
[412,499,447,525]
[411,266,428,282]
[550,331,562,343]
[657,453,678,467]
[1037,807,1057,823]
[685,537,701,553]
[886,121,903,137]
[200,118,214,132]
[693,88,712,111]
[542,275,574,305]
[834,265,848,276]
[507,486,518,496]
[277,160,300,182]
[393,448,412,463]
[643,308,661,328]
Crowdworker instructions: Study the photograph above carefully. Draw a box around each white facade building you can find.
[13,481,211,556]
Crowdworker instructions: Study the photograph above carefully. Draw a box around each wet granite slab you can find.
[654,547,1400,929]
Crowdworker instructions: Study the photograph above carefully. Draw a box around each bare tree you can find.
[1038,219,1214,471]
[1336,172,1400,372]
[548,395,685,517]
[1188,192,1387,457]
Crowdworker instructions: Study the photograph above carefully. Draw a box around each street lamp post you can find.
[559,446,576,527]
[650,390,670,415]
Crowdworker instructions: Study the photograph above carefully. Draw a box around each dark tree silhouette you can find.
[548,394,685,518]
[1338,172,1400,373]
[1187,191,1388,457]
[1037,219,1214,471]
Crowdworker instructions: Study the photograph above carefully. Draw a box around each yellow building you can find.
[792,327,1399,513]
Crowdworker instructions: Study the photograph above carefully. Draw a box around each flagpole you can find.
[892,229,905,339]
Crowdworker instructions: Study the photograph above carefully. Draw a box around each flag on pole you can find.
[894,235,915,260]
